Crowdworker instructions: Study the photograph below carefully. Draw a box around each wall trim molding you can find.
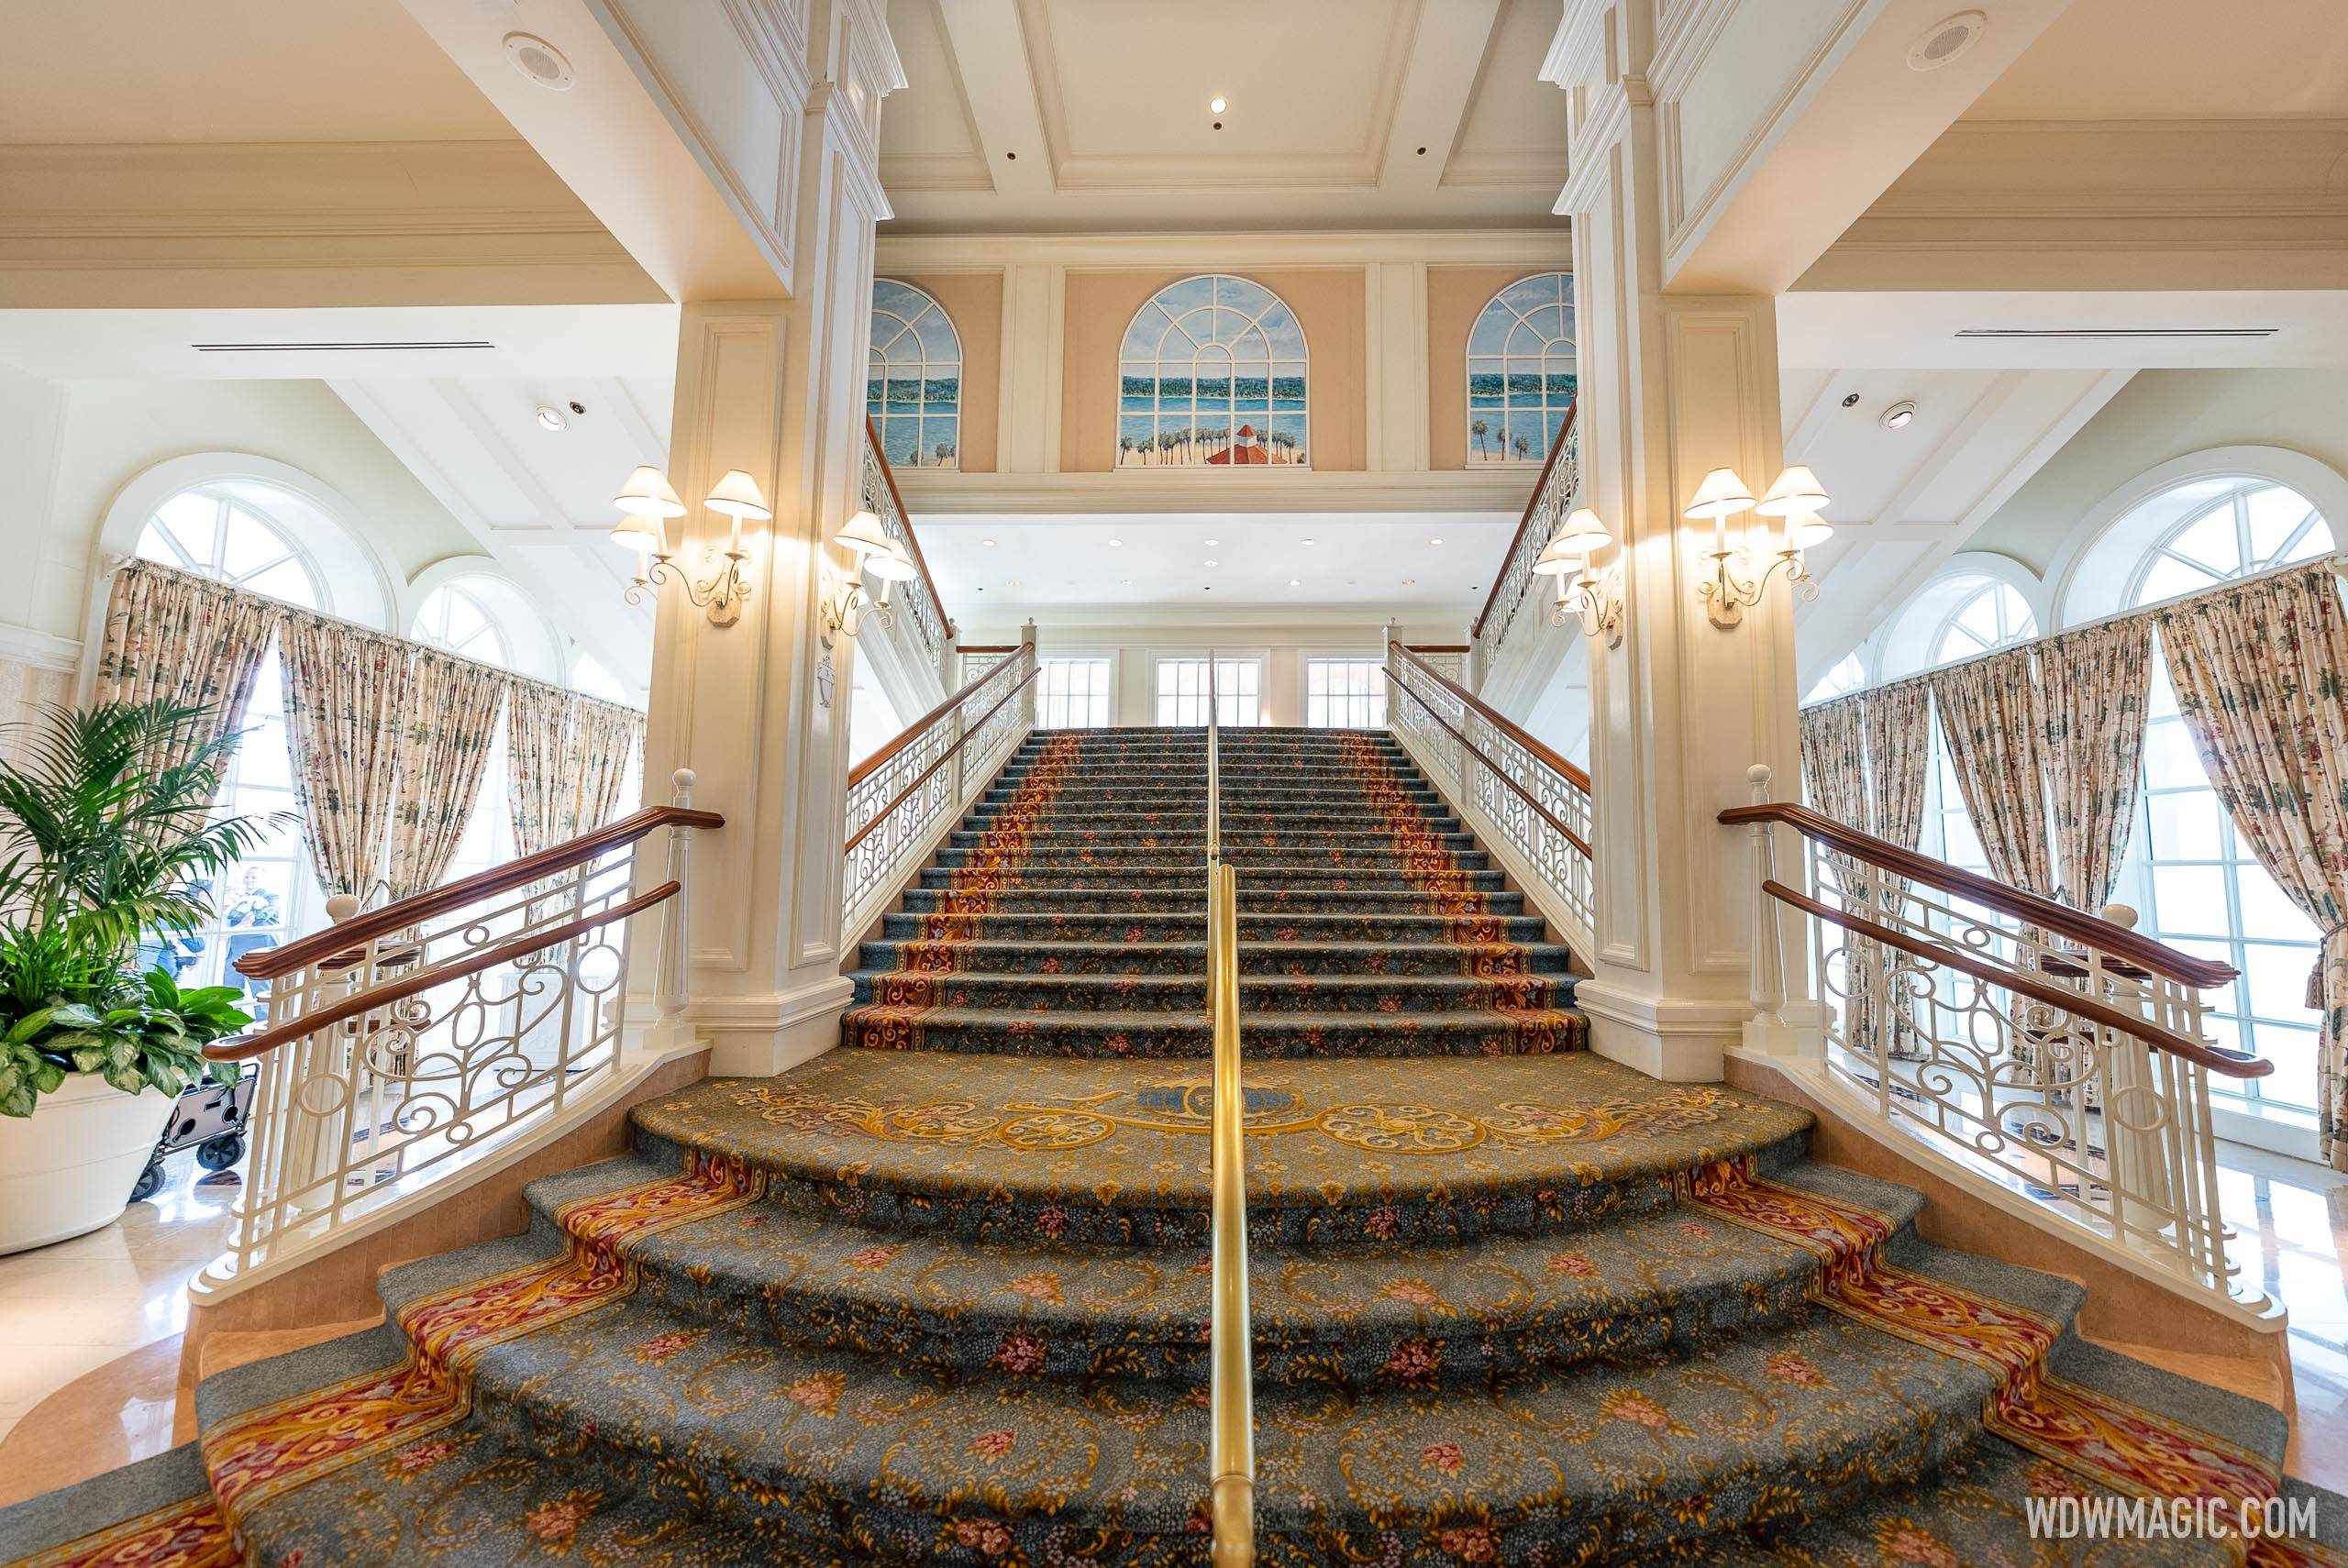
[876,230,1574,270]
[0,625,82,675]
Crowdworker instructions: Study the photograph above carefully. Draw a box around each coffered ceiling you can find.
[879,0,1570,231]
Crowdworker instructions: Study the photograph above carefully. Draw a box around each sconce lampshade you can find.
[614,465,687,518]
[835,509,893,558]
[1755,465,1831,518]
[1683,467,1757,520]
[862,541,919,582]
[704,469,773,522]
[1531,537,1580,577]
[1555,507,1612,557]
[610,513,666,552]
[1786,513,1835,551]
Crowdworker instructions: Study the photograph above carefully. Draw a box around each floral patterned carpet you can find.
[1,728,2339,1565]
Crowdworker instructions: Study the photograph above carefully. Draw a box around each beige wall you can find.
[0,659,74,767]
[889,270,1002,474]
[1427,266,1546,471]
[1059,268,1368,473]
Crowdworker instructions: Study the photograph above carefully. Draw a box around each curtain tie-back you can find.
[2313,921,2348,1012]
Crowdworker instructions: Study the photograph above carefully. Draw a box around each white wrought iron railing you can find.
[1382,637,1594,950]
[842,634,1039,935]
[1724,775,2262,1300]
[1468,402,1579,672]
[198,776,720,1291]
[862,417,954,674]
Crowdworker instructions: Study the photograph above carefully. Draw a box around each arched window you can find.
[132,483,334,1005]
[1467,272,1576,466]
[2112,480,2336,1143]
[412,580,512,669]
[1804,651,1865,705]
[1117,275,1308,468]
[2127,480,2333,607]
[869,279,962,469]
[1929,580,2035,668]
[571,652,631,705]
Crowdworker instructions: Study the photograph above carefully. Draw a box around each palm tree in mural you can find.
[934,441,955,466]
[1268,429,1300,464]
[1513,432,1532,461]
[1118,435,1135,466]
[1471,418,1490,460]
[1157,430,1182,465]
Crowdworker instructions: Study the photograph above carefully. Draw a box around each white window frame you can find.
[869,278,963,471]
[1116,275,1310,469]
[1037,654,1117,729]
[1302,654,1388,730]
[1465,271,1576,468]
[1154,654,1264,727]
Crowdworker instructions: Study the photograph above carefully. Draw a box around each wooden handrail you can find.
[957,645,1020,655]
[1380,660,1592,858]
[1761,878,2267,1078]
[236,806,723,982]
[211,880,681,1062]
[846,646,1032,790]
[864,416,956,639]
[1389,640,1593,791]
[1722,801,2239,988]
[843,659,1041,856]
[1468,400,1578,641]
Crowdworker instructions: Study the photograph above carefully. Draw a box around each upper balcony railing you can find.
[1723,773,2260,1301]
[842,635,1039,934]
[862,416,956,672]
[200,778,721,1294]
[1382,637,1594,949]
[1468,402,1579,670]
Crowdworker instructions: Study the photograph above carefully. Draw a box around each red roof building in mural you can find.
[1205,424,1271,464]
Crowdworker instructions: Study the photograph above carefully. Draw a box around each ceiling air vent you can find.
[191,340,497,354]
[1954,327,2278,340]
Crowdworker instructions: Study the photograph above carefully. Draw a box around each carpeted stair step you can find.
[879,909,1554,944]
[900,887,1529,917]
[932,845,1491,872]
[847,969,1578,1013]
[858,935,1581,977]
[947,825,1486,850]
[838,1002,1584,1057]
[914,864,1512,892]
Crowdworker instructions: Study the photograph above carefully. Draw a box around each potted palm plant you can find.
[0,701,275,1253]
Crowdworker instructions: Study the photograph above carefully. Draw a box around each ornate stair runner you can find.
[0,728,2327,1567]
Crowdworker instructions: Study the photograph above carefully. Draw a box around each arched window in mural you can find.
[868,279,962,469]
[1117,275,1308,468]
[1467,272,1576,465]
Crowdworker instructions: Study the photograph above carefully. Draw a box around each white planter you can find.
[0,1077,173,1254]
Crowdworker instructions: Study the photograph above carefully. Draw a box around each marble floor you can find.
[0,1130,2345,1507]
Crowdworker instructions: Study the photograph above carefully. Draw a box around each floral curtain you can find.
[505,683,576,858]
[2152,563,2348,1169]
[2036,618,2154,911]
[1863,678,1935,1060]
[278,613,415,902]
[386,651,511,901]
[94,559,280,781]
[570,698,645,833]
[1930,646,2057,899]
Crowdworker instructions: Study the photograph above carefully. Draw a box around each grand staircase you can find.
[2,728,2309,1566]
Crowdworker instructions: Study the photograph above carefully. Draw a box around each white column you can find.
[1549,6,1808,1081]
[636,31,898,1077]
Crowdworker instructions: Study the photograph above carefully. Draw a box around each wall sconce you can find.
[1686,464,1834,629]
[611,465,767,626]
[816,509,917,647]
[1534,508,1625,646]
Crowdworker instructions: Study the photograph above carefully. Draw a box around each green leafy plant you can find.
[0,701,281,1116]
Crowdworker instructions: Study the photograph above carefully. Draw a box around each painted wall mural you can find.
[869,279,963,469]
[1117,274,1309,468]
[1467,272,1576,465]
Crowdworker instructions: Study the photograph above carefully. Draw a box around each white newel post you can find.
[1022,620,1038,729]
[647,768,697,1051]
[2090,902,2181,1259]
[1739,765,1809,1057]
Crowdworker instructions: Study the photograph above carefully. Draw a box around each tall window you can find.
[1037,657,1113,729]
[1931,580,2035,668]
[1307,658,1385,729]
[1157,657,1261,726]
[869,279,961,470]
[1804,652,1865,705]
[1118,276,1308,468]
[1914,580,2036,873]
[2116,480,2335,1131]
[1466,272,1576,466]
[133,486,327,1004]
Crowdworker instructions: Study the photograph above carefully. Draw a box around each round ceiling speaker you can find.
[504,32,576,90]
[1907,11,1986,71]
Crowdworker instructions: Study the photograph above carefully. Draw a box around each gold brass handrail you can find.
[1205,654,1255,1565]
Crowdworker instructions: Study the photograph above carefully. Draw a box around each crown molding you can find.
[879,152,996,193]
[1438,149,1573,192]
[875,228,1572,270]
[0,624,84,676]
[894,468,1535,516]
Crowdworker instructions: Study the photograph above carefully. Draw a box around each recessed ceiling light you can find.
[982,538,998,547]
[1107,538,1123,547]
[503,32,575,89]
[1204,559,1219,568]
[1301,537,1315,547]
[1428,537,1444,546]
[1881,401,1919,431]
[535,405,566,431]
[1289,579,1301,587]
[1006,579,1021,587]
[1210,95,1228,114]
[1204,537,1220,546]
[1121,579,1133,586]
